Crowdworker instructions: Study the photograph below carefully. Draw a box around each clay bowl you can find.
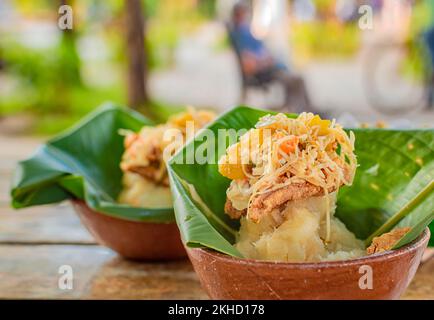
[187,228,430,300]
[71,200,186,261]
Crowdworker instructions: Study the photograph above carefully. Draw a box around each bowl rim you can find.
[187,228,430,268]
[71,199,176,225]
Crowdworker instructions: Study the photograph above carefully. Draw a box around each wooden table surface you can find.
[0,135,432,299]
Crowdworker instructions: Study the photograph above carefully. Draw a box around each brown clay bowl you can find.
[71,199,186,261]
[187,228,430,300]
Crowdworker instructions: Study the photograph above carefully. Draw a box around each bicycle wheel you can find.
[363,41,429,115]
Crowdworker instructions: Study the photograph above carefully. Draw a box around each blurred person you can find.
[228,1,312,112]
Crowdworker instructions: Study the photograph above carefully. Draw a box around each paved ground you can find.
[0,134,433,299]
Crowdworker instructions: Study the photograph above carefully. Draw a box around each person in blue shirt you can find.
[229,2,312,112]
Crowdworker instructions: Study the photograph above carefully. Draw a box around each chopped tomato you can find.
[278,135,299,155]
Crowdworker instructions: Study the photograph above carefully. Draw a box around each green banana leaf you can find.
[168,106,434,257]
[11,103,175,223]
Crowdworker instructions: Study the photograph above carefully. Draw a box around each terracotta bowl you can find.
[71,200,186,261]
[187,228,430,300]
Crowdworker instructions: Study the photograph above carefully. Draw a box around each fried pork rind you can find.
[366,227,411,254]
[218,112,357,222]
[121,126,169,186]
[248,182,337,222]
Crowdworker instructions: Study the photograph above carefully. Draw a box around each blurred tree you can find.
[125,0,150,116]
[0,0,214,132]
[146,0,207,69]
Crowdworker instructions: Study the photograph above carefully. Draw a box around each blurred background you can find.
[1,0,434,135]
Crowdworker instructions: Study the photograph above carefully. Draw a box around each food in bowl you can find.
[217,113,409,262]
[10,105,189,260]
[119,108,215,208]
[167,105,433,299]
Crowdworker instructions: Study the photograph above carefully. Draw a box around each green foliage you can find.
[33,85,127,135]
[168,106,434,257]
[146,1,208,69]
[197,0,216,18]
[0,0,212,135]
[291,21,360,62]
[1,31,81,114]
[400,1,433,81]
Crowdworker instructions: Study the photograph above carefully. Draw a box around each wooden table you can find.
[0,135,432,299]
